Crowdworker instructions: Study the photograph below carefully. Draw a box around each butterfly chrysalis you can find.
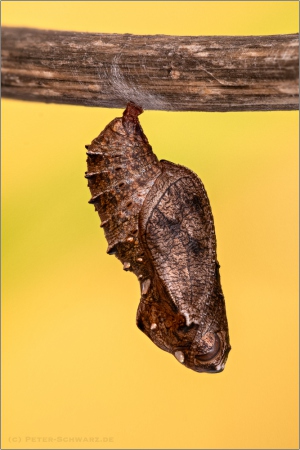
[85,102,231,373]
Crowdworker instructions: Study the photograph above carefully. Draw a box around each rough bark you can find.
[1,27,299,111]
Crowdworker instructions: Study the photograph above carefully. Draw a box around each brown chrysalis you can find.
[85,102,231,373]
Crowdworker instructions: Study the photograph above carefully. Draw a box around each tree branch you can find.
[1,27,299,112]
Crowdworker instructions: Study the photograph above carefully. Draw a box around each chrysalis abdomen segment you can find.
[86,103,161,278]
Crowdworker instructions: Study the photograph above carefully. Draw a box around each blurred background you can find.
[2,2,299,449]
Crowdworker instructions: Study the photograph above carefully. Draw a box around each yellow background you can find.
[2,2,299,449]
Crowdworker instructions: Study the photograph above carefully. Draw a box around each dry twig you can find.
[1,27,299,111]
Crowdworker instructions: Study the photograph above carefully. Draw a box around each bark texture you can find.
[1,27,299,111]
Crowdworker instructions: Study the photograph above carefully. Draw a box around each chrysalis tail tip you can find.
[123,101,143,120]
